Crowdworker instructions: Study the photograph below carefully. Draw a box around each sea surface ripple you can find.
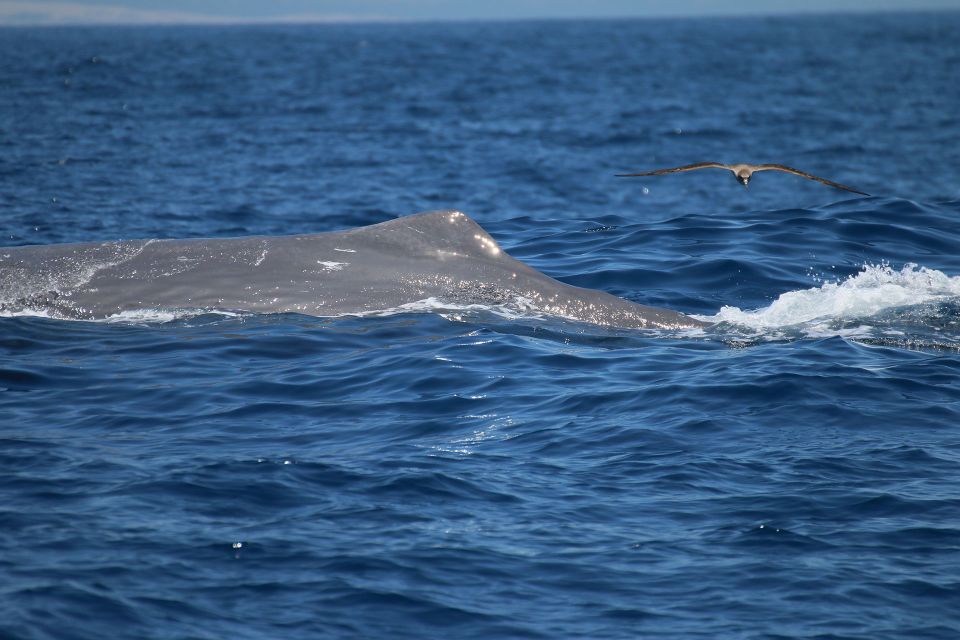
[2,13,960,639]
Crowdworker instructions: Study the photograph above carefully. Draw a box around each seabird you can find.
[617,162,869,196]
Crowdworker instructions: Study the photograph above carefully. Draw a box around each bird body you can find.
[617,162,869,195]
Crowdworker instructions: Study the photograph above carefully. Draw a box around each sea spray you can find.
[697,264,960,330]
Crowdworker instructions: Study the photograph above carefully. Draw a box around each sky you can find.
[1,0,958,25]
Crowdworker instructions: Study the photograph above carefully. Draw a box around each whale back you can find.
[0,210,705,329]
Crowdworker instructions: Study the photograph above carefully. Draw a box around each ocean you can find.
[1,12,960,639]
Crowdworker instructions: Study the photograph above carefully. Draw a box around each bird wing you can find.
[615,162,730,177]
[752,164,870,196]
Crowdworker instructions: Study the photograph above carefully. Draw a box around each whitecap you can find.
[696,263,960,331]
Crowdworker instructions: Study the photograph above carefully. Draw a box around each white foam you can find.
[0,308,58,320]
[103,308,249,325]
[0,306,248,324]
[358,296,546,322]
[102,309,181,323]
[696,264,960,330]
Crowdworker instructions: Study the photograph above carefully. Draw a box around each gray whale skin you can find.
[0,210,706,329]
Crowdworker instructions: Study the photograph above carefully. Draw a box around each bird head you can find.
[736,174,750,187]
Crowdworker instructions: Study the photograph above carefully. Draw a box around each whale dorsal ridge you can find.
[343,210,505,260]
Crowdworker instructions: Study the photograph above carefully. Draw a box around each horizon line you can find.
[0,2,957,28]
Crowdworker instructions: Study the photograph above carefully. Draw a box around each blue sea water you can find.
[2,12,960,639]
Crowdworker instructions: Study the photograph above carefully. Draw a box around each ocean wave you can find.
[696,263,960,335]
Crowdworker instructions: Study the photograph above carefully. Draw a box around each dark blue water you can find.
[3,13,960,639]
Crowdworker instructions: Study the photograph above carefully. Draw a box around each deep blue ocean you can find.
[2,12,960,639]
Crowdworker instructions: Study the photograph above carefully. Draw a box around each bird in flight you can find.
[617,162,869,196]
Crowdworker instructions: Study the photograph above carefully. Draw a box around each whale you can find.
[0,210,706,329]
